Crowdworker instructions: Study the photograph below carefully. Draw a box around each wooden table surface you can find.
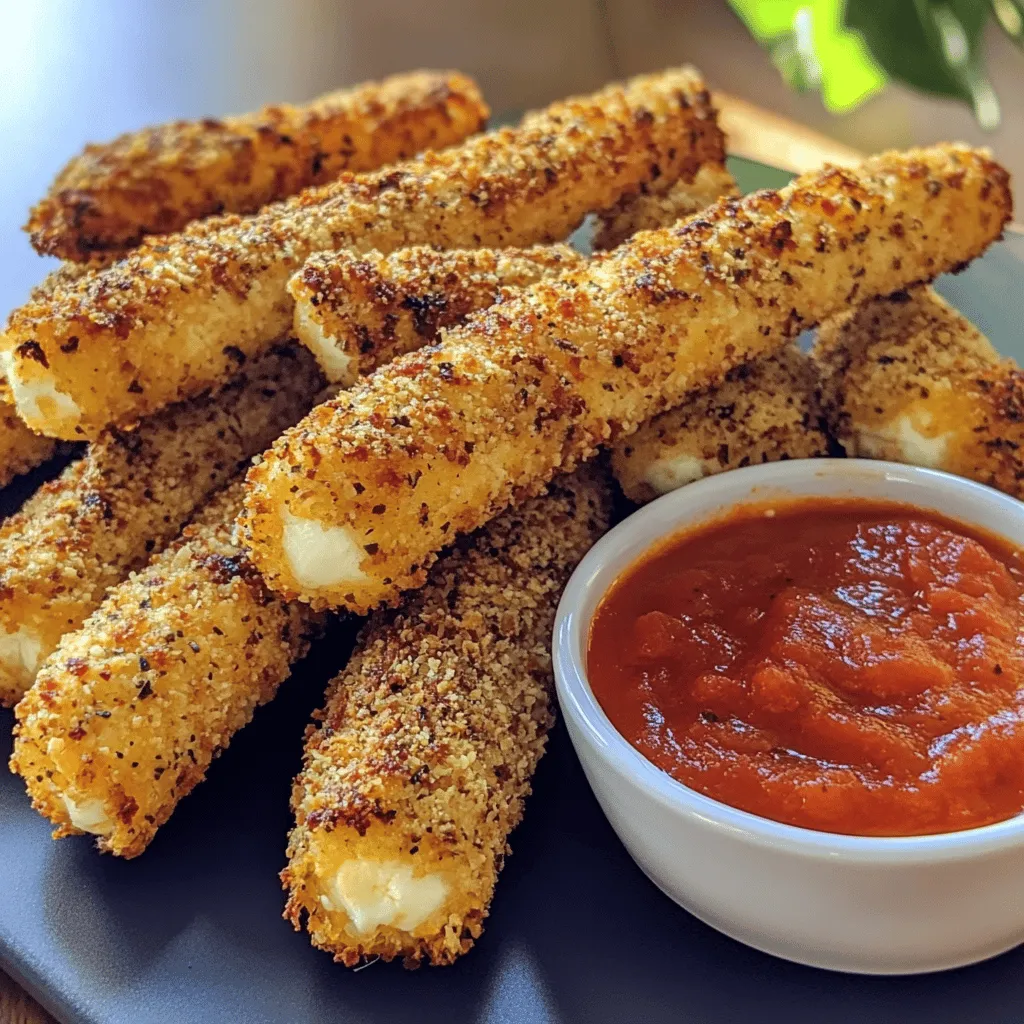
[0,75,860,1024]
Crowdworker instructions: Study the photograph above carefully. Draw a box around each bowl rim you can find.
[553,457,1024,863]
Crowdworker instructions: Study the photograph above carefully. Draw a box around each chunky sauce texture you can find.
[588,499,1024,836]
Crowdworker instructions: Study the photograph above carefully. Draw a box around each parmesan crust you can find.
[0,346,321,706]
[290,244,585,385]
[241,145,1013,613]
[814,286,1024,495]
[593,161,739,250]
[26,71,489,262]
[612,347,829,503]
[4,68,721,438]
[282,466,613,966]
[11,478,326,857]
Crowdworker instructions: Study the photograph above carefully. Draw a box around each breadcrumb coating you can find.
[4,68,721,438]
[289,244,585,385]
[612,347,828,503]
[593,161,739,250]
[0,397,59,490]
[12,478,327,857]
[26,71,489,263]
[814,286,1024,496]
[0,346,321,706]
[241,145,1012,613]
[282,466,612,966]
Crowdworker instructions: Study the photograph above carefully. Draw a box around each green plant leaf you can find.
[845,0,998,125]
[728,0,886,110]
[992,0,1024,46]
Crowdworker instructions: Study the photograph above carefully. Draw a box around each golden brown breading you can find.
[26,71,489,263]
[3,68,722,439]
[612,347,828,504]
[282,466,612,966]
[0,398,59,490]
[289,244,585,385]
[593,161,739,250]
[0,346,321,706]
[11,478,326,857]
[241,145,1012,614]
[813,286,1024,496]
[288,164,735,386]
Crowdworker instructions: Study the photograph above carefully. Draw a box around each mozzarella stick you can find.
[290,244,585,385]
[241,145,1012,613]
[288,166,735,386]
[282,465,612,966]
[0,387,59,489]
[814,286,1024,495]
[11,478,327,857]
[612,347,828,504]
[4,68,722,439]
[25,71,489,263]
[0,346,321,706]
[593,161,739,250]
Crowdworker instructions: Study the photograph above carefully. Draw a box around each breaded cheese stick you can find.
[814,286,1024,495]
[612,347,828,504]
[288,167,735,386]
[0,346,321,706]
[282,466,612,966]
[11,478,327,857]
[290,244,585,385]
[241,145,1012,613]
[593,161,739,250]
[4,68,722,439]
[0,386,59,489]
[26,71,489,263]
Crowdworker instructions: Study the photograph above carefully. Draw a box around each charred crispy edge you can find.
[26,71,489,262]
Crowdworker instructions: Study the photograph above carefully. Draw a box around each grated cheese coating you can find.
[4,68,721,438]
[25,71,489,262]
[0,346,321,706]
[11,478,327,857]
[593,161,738,249]
[290,244,585,384]
[282,465,612,966]
[241,144,1013,612]
[814,285,1024,495]
[612,347,829,503]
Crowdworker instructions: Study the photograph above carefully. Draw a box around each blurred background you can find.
[0,0,1020,315]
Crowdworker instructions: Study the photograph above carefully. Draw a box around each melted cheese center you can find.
[282,511,369,591]
[643,453,708,495]
[320,860,448,935]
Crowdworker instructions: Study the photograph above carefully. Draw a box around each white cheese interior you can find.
[62,794,114,836]
[856,413,951,468]
[320,859,448,934]
[1,350,81,429]
[643,453,708,496]
[282,511,369,590]
[292,304,355,385]
[0,626,42,684]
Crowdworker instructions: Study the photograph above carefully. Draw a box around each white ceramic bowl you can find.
[554,458,1024,975]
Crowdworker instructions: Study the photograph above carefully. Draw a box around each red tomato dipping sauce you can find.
[587,498,1024,837]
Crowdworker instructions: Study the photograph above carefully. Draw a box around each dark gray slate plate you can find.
[3,160,1024,1024]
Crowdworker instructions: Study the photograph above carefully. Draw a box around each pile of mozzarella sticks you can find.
[0,66,1014,967]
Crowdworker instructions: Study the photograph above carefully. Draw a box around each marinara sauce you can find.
[588,498,1024,836]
